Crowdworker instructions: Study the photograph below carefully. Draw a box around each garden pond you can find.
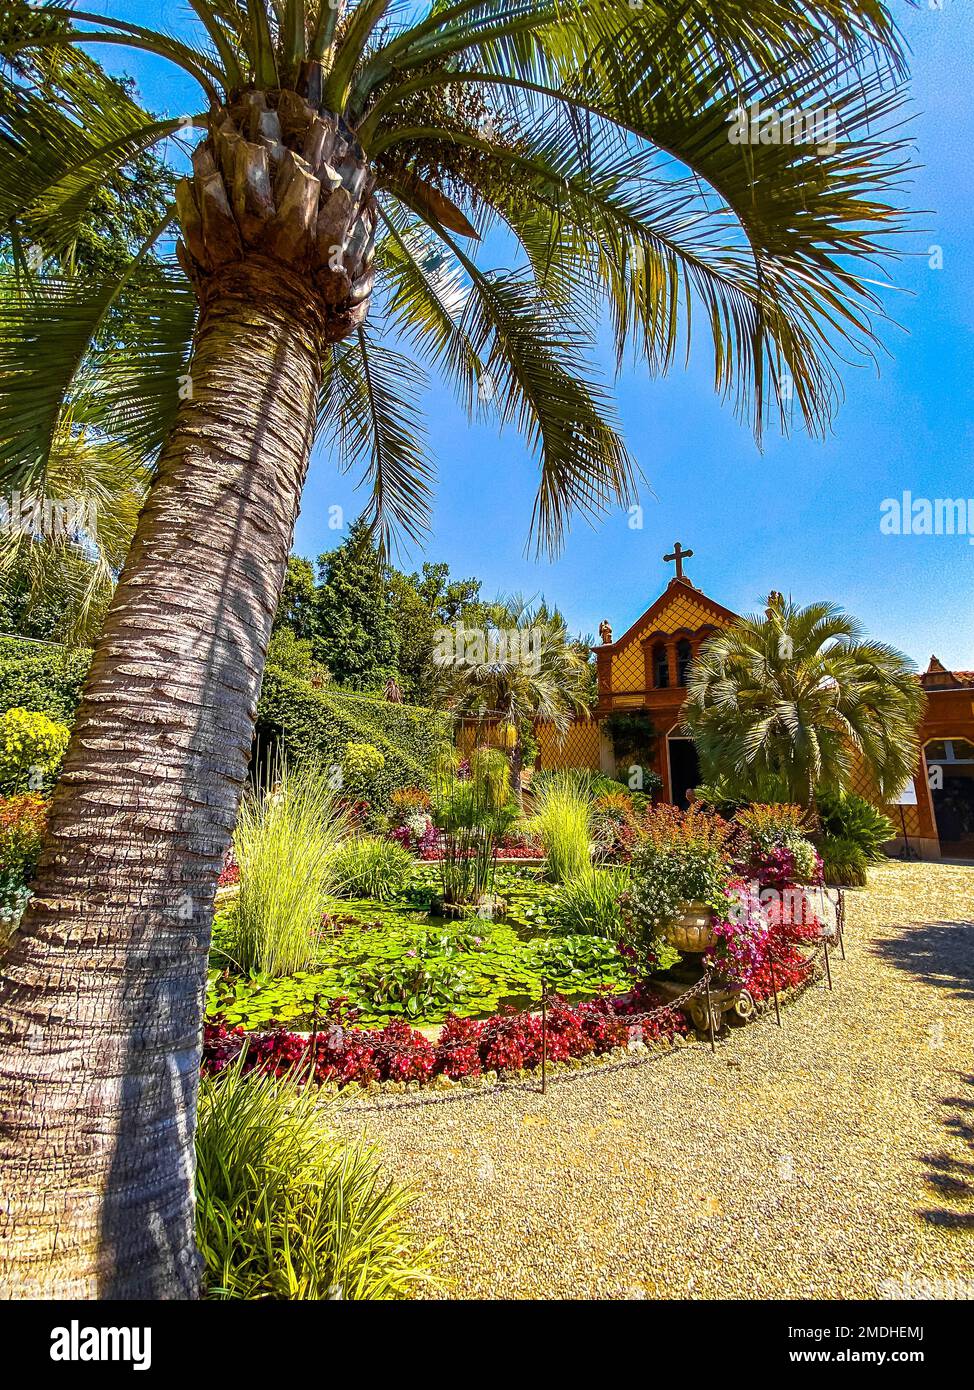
[207,866,634,1030]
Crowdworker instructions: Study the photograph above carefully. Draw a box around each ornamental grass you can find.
[196,1059,438,1300]
[231,761,349,977]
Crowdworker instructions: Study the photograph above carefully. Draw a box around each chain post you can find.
[768,952,782,1026]
[540,974,548,1095]
[704,970,716,1053]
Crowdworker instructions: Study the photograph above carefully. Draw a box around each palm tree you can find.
[450,595,592,789]
[682,594,925,810]
[0,0,911,1296]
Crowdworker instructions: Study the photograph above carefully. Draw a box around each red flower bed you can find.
[202,986,691,1091]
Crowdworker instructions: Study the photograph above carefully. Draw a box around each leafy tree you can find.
[314,519,397,688]
[682,595,926,811]
[0,0,912,1297]
[387,560,489,705]
[272,556,317,640]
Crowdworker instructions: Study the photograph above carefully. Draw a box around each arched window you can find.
[677,638,693,687]
[652,642,669,688]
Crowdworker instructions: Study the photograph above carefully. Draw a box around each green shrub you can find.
[266,628,329,686]
[231,762,349,977]
[816,791,894,862]
[0,707,70,794]
[550,866,630,936]
[331,835,413,902]
[341,741,385,795]
[196,1061,437,1300]
[818,834,869,887]
[528,771,592,884]
[0,638,91,724]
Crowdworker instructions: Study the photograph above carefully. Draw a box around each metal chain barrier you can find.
[233,889,847,1111]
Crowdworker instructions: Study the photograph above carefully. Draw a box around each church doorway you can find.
[925,739,974,859]
[667,736,700,809]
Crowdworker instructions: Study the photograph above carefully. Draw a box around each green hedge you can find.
[0,638,91,723]
[0,640,451,806]
[255,669,451,806]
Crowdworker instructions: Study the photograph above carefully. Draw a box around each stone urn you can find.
[663,902,717,954]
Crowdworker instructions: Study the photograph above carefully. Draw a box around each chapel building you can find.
[532,544,974,861]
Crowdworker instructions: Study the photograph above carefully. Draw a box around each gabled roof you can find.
[921,656,974,690]
[601,577,741,653]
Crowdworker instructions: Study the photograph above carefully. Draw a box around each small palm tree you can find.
[0,1,912,1296]
[682,594,926,811]
[451,595,592,789]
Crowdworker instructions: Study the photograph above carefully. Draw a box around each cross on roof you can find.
[664,540,693,582]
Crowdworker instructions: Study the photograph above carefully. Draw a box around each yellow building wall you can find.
[535,718,602,770]
[609,590,733,690]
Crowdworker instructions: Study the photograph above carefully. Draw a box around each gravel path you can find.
[339,861,974,1299]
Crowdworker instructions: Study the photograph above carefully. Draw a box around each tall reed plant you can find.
[432,747,516,905]
[529,770,592,883]
[196,1060,438,1300]
[231,761,348,976]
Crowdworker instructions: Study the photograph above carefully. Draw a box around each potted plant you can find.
[622,807,735,959]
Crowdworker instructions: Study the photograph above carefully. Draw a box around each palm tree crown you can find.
[682,594,926,807]
[2,0,911,555]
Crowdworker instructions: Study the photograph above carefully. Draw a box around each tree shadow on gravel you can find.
[872,920,974,1003]
[919,1073,974,1232]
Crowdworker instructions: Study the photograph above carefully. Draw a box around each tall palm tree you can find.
[682,594,926,810]
[0,1,911,1296]
[451,595,592,788]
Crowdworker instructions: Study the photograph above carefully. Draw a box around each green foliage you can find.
[314,521,398,690]
[685,597,925,805]
[266,627,328,686]
[0,868,31,945]
[255,669,450,812]
[331,835,413,903]
[816,790,894,862]
[0,638,90,722]
[605,710,657,783]
[431,747,517,905]
[341,741,386,795]
[529,771,592,884]
[549,866,630,938]
[196,1061,437,1300]
[387,561,489,705]
[208,886,633,1031]
[818,835,869,887]
[0,705,69,793]
[231,763,349,978]
[272,556,318,640]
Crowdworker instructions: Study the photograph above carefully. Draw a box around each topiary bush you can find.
[255,669,450,812]
[0,638,91,723]
[0,707,70,794]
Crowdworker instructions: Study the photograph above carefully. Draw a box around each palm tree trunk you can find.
[0,257,327,1298]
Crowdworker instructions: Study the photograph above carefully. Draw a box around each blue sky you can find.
[105,1,974,668]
